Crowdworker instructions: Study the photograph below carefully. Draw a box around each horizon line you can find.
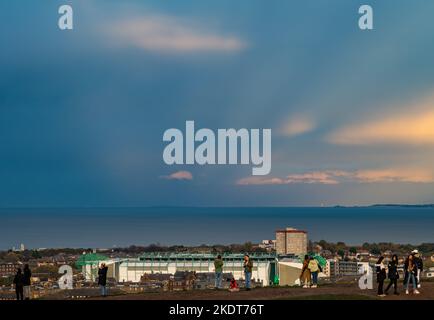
[0,203,434,210]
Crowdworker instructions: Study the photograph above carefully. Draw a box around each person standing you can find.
[243,255,253,291]
[23,264,32,300]
[214,255,224,289]
[375,256,387,297]
[385,254,399,295]
[13,268,24,300]
[98,263,108,297]
[300,255,311,288]
[308,257,319,288]
[412,250,423,289]
[404,254,420,295]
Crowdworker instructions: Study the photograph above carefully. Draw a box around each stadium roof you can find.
[138,252,277,261]
[75,253,109,267]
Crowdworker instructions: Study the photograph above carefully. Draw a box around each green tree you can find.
[31,250,42,259]
[362,242,370,250]
[0,276,14,286]
[242,242,253,253]
[370,246,381,255]
[4,252,20,263]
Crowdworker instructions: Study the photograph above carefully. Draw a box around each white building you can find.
[258,240,276,251]
[82,253,277,286]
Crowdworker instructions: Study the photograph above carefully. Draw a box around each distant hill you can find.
[331,204,434,209]
[370,204,434,208]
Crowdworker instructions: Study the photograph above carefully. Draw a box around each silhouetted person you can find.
[300,255,311,288]
[98,263,108,297]
[376,256,386,297]
[13,268,24,300]
[385,254,399,295]
[412,250,423,288]
[23,264,32,300]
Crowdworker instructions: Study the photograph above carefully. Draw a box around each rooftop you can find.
[276,227,307,234]
[138,252,277,261]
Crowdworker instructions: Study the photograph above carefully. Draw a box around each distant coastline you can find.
[370,204,434,208]
[332,204,434,209]
[1,204,434,209]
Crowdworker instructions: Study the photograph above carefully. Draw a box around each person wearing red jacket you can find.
[229,277,239,292]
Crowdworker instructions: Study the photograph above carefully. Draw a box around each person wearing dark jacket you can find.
[300,255,311,288]
[13,268,24,300]
[98,263,108,297]
[23,264,32,300]
[375,256,387,297]
[385,254,399,295]
[412,250,423,288]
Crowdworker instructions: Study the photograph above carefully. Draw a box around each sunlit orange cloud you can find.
[237,177,286,185]
[237,171,342,185]
[161,170,193,180]
[107,16,246,54]
[354,168,434,183]
[279,115,316,137]
[237,168,434,185]
[327,110,434,145]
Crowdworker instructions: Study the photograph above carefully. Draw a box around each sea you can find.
[0,206,433,249]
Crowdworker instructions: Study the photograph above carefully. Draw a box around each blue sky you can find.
[1,0,434,206]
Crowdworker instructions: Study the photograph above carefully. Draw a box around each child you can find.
[229,278,239,292]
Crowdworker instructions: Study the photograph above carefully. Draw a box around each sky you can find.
[1,0,434,207]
